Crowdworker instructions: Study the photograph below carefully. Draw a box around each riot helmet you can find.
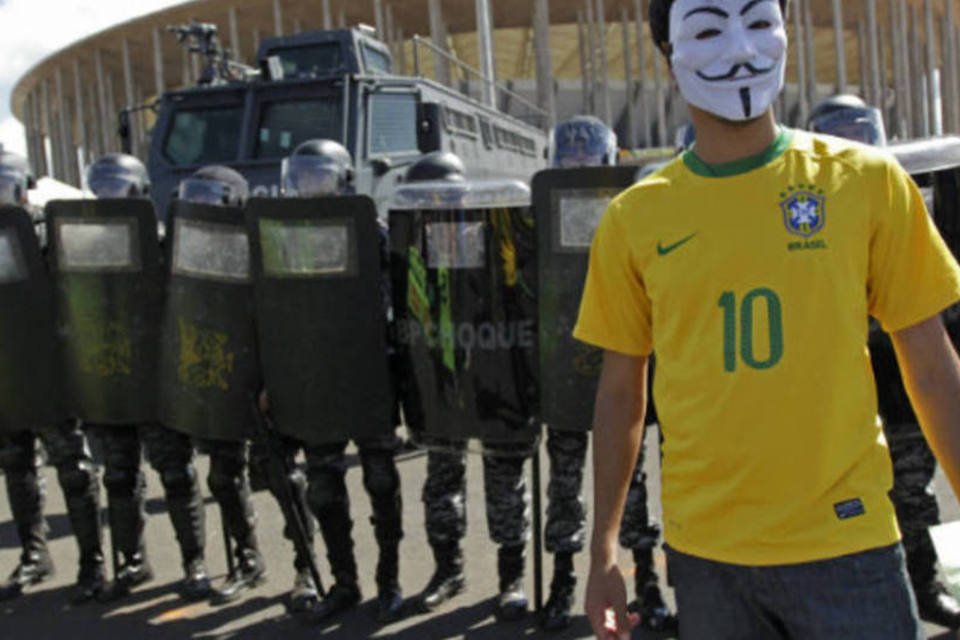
[281,139,354,197]
[404,151,466,183]
[177,165,249,207]
[0,150,35,207]
[549,115,618,168]
[86,153,150,199]
[808,94,887,147]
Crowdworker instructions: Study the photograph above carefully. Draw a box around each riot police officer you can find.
[540,116,676,632]
[808,94,887,146]
[173,165,269,603]
[84,154,211,602]
[810,95,960,629]
[173,164,323,609]
[269,139,404,623]
[0,151,106,604]
[397,152,532,621]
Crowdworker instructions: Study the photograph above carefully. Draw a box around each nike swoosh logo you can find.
[657,233,698,256]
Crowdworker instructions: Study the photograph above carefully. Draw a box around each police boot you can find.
[0,550,54,601]
[0,464,52,600]
[212,546,266,604]
[418,542,466,612]
[376,544,403,624]
[311,543,361,622]
[68,525,107,605]
[70,558,107,605]
[179,558,212,602]
[311,579,361,623]
[496,544,528,621]
[915,580,960,629]
[288,569,319,614]
[631,546,677,632]
[98,549,154,602]
[540,552,576,631]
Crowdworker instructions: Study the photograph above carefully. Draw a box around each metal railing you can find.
[410,35,548,129]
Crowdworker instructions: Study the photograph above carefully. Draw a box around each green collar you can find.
[683,127,794,178]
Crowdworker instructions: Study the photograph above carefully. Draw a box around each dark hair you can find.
[649,0,789,53]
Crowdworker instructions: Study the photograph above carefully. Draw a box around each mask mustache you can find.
[696,61,775,82]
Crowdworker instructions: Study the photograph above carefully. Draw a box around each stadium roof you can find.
[11,0,959,124]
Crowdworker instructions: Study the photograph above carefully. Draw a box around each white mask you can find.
[669,0,787,121]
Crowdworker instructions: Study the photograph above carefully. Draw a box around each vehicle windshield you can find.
[368,92,418,156]
[362,43,392,74]
[268,43,344,79]
[254,96,344,159]
[162,104,244,166]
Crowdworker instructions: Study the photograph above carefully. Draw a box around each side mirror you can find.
[371,157,392,177]
[417,103,443,153]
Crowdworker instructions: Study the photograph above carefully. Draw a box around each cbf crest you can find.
[780,185,826,238]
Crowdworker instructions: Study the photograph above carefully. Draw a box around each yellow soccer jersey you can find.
[574,128,960,565]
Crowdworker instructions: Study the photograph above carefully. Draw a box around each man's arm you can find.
[584,350,648,639]
[891,314,960,497]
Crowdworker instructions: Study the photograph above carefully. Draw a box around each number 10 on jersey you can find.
[718,288,784,372]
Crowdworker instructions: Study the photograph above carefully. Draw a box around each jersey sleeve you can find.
[868,159,960,332]
[573,198,653,356]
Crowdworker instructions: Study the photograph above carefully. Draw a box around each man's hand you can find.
[258,389,270,415]
[584,557,639,639]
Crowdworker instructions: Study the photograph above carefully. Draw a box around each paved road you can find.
[0,427,957,639]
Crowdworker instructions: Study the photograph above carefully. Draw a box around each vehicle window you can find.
[254,98,343,159]
[162,105,244,166]
[269,43,343,79]
[369,92,417,156]
[362,44,392,74]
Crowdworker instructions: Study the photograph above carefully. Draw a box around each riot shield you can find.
[389,180,539,447]
[158,201,259,442]
[532,167,640,432]
[45,199,162,425]
[0,206,65,432]
[247,195,393,445]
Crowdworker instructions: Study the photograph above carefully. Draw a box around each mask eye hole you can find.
[696,28,722,40]
[748,20,772,29]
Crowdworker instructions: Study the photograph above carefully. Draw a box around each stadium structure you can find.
[8,0,960,187]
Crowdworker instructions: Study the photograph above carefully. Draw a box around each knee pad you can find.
[160,466,197,498]
[0,434,37,470]
[547,429,588,456]
[145,435,193,472]
[102,465,139,494]
[307,472,347,514]
[207,454,245,497]
[361,454,399,499]
[58,462,95,495]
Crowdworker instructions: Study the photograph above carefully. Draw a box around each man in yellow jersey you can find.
[579,0,960,638]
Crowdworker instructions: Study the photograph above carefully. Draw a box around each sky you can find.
[0,0,185,157]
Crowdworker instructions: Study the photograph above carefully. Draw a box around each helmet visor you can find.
[86,165,145,199]
[88,175,138,199]
[0,172,25,206]
[556,153,604,169]
[281,156,342,197]
[810,107,887,146]
[178,177,232,206]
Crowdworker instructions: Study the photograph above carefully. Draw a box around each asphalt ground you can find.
[0,426,957,640]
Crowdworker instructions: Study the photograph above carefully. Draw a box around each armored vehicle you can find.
[148,26,548,219]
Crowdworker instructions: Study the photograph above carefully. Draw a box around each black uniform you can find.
[0,422,104,600]
[95,423,206,576]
